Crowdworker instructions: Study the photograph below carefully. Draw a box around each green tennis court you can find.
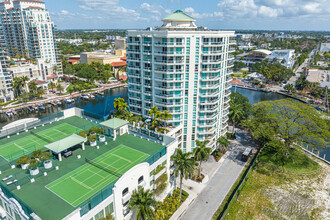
[46,145,149,207]
[0,123,80,161]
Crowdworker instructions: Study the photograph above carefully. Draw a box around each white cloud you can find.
[183,7,224,19]
[217,0,330,19]
[258,6,283,17]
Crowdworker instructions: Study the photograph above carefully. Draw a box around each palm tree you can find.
[229,103,244,134]
[48,82,56,92]
[160,110,172,126]
[114,97,128,114]
[56,84,64,94]
[171,148,194,199]
[194,140,211,179]
[148,106,158,120]
[129,186,156,220]
[37,88,46,98]
[12,77,23,97]
[28,81,38,97]
[21,76,29,93]
[217,136,230,152]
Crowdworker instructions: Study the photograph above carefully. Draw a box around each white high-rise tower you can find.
[0,0,60,67]
[127,10,235,153]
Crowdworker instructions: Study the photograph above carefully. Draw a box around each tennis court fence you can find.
[0,112,64,138]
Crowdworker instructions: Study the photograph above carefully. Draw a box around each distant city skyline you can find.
[43,0,330,31]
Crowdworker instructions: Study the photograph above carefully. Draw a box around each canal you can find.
[1,86,328,161]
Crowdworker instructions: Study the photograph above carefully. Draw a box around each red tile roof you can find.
[111,61,127,67]
[119,75,127,81]
[46,74,58,80]
[32,79,48,85]
[120,57,127,61]
[0,1,11,4]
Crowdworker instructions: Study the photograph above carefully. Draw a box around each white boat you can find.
[55,100,62,106]
[81,95,90,100]
[5,111,13,117]
[90,94,95,99]
[65,98,74,104]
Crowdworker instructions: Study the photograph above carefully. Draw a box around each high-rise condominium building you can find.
[0,0,61,101]
[0,0,60,66]
[127,10,235,153]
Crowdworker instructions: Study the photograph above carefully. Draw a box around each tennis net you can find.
[85,158,121,177]
[30,131,52,144]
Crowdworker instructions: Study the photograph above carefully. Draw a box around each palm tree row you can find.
[148,106,172,130]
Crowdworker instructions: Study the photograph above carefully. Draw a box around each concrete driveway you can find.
[178,130,255,220]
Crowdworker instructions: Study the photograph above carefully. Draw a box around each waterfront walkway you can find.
[171,129,256,220]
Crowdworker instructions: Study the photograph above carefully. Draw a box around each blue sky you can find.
[45,0,330,31]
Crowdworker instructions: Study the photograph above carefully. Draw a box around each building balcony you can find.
[155,100,183,106]
[200,84,220,89]
[203,42,225,46]
[225,83,232,90]
[224,97,230,104]
[198,120,217,127]
[155,93,181,99]
[154,42,184,46]
[223,110,229,117]
[198,127,217,135]
[223,103,230,110]
[155,85,183,91]
[226,77,232,83]
[201,59,222,64]
[222,116,229,123]
[154,77,183,82]
[199,91,219,97]
[225,90,231,96]
[202,68,221,73]
[127,49,140,53]
[200,75,220,81]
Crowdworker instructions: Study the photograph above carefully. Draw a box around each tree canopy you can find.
[244,99,330,154]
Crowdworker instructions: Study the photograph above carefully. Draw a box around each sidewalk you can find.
[173,130,255,220]
[170,152,230,220]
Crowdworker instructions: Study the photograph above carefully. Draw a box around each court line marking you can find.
[67,151,149,206]
[46,147,126,189]
[47,145,150,206]
[53,129,68,136]
[71,177,93,190]
[14,143,27,152]
[70,154,150,207]
[112,154,132,162]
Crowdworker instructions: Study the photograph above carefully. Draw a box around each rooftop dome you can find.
[162,10,196,22]
[158,9,197,31]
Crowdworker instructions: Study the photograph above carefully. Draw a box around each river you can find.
[0,86,328,161]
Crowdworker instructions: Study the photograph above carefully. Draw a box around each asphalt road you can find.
[179,130,255,220]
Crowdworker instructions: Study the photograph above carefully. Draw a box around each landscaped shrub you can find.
[87,134,97,143]
[154,164,166,175]
[154,173,168,196]
[154,188,189,220]
[28,159,40,170]
[32,150,43,159]
[78,130,89,138]
[16,155,31,165]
